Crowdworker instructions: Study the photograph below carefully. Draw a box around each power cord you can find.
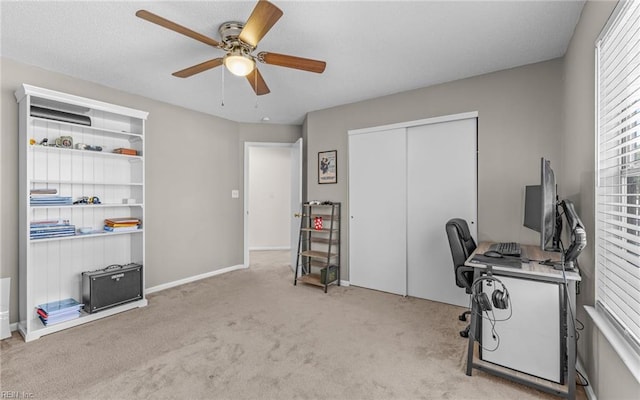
[468,274,513,352]
[576,369,590,387]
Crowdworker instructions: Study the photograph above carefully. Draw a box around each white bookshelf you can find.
[15,84,149,341]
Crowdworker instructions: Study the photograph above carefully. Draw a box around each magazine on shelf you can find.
[30,232,76,239]
[31,219,71,227]
[37,298,83,316]
[31,227,75,233]
[104,225,139,232]
[105,217,140,225]
[38,311,81,326]
[30,196,73,205]
[30,221,76,239]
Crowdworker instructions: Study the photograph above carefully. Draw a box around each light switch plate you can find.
[231,190,239,198]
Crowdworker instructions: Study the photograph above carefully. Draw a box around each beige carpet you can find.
[1,251,581,399]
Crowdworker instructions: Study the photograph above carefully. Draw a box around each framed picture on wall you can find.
[318,150,337,184]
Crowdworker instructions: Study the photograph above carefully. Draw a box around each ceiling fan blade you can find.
[136,10,221,48]
[246,68,270,96]
[172,58,224,78]
[258,52,326,74]
[238,0,283,48]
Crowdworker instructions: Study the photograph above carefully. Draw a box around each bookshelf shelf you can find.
[29,203,144,209]
[29,144,143,160]
[30,179,143,186]
[21,299,148,340]
[29,115,144,140]
[28,229,144,243]
[16,84,148,342]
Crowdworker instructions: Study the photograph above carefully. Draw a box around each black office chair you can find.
[445,218,477,338]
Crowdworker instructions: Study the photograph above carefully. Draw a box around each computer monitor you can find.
[524,158,587,270]
[540,158,559,251]
[523,185,541,232]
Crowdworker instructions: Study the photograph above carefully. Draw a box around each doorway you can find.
[243,140,303,269]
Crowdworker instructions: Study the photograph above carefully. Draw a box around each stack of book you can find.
[36,298,83,326]
[30,220,76,239]
[104,217,140,232]
[30,188,72,206]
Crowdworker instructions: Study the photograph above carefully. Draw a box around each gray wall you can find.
[305,1,639,397]
[3,3,638,396]
[0,57,301,323]
[306,58,564,279]
[562,1,640,398]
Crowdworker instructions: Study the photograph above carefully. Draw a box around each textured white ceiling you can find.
[1,0,585,124]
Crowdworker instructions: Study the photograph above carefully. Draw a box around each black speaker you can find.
[82,264,143,313]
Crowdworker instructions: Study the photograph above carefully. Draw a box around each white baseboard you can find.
[4,266,247,335]
[7,265,342,331]
[248,246,291,251]
[576,358,596,400]
[146,264,247,294]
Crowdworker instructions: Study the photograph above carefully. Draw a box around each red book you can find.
[113,148,137,156]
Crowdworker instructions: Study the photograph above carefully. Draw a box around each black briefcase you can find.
[82,263,143,313]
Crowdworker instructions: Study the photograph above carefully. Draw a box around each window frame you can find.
[595,0,640,355]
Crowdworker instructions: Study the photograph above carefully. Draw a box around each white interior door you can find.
[290,138,303,272]
[349,128,407,295]
[406,118,477,306]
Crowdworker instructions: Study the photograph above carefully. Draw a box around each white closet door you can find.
[406,118,477,306]
[349,128,407,295]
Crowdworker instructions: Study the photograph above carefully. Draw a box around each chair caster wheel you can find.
[459,330,469,338]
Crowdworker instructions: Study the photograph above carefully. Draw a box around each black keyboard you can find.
[489,242,522,257]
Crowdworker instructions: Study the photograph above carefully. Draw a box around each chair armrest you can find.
[456,265,475,293]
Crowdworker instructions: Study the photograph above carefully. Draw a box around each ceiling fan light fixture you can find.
[224,51,255,77]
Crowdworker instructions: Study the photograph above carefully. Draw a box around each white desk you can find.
[464,242,581,399]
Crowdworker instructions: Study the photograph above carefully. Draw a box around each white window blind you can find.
[596,0,640,351]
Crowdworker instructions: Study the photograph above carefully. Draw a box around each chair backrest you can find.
[445,218,477,292]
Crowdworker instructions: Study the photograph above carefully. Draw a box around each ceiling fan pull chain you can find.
[254,71,259,109]
[221,65,225,107]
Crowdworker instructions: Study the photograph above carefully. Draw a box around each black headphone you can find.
[471,275,510,311]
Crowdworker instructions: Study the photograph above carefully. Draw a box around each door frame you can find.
[243,141,302,268]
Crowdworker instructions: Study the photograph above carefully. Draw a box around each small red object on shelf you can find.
[314,216,323,230]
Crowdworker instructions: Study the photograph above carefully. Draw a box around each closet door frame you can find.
[348,112,478,298]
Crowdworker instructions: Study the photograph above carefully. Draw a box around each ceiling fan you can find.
[136,0,326,96]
